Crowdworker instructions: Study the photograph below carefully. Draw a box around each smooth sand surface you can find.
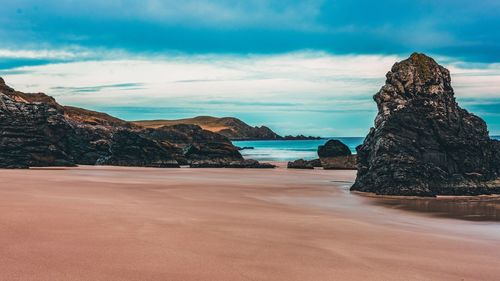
[1,166,499,281]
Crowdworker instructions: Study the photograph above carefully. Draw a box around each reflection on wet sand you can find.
[366,194,500,221]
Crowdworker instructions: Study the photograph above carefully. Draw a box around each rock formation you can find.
[352,53,500,196]
[318,140,357,170]
[287,159,314,169]
[96,130,180,168]
[134,116,281,140]
[0,93,75,168]
[318,140,351,158]
[307,158,322,167]
[190,159,275,168]
[0,78,272,169]
[133,116,319,140]
[144,124,254,167]
[286,140,356,170]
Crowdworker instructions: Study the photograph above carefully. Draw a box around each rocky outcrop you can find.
[0,93,75,168]
[144,124,246,166]
[218,122,279,140]
[0,78,273,169]
[352,53,500,196]
[65,124,112,165]
[320,155,357,170]
[133,116,320,140]
[318,140,357,170]
[134,116,282,140]
[307,158,322,167]
[286,140,356,170]
[96,130,180,168]
[1,78,62,109]
[287,158,322,169]
[287,159,314,169]
[318,140,351,158]
[190,159,275,168]
[1,78,133,128]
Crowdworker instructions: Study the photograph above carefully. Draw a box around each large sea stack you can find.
[352,53,500,196]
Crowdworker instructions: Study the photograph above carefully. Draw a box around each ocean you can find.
[233,137,364,161]
[235,135,500,162]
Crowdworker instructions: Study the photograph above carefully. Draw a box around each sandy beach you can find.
[1,165,499,281]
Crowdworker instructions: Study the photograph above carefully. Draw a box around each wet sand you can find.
[0,166,499,281]
[367,193,500,221]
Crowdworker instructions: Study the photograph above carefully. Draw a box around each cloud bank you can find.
[2,51,499,136]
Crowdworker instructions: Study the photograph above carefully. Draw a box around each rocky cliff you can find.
[96,130,180,168]
[351,53,500,196]
[0,78,269,168]
[0,93,74,168]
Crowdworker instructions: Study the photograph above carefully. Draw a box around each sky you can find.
[0,0,499,136]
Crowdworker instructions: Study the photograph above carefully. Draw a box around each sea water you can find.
[233,137,364,161]
[234,136,500,162]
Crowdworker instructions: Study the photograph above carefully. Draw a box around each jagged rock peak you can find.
[352,53,500,196]
[375,52,455,127]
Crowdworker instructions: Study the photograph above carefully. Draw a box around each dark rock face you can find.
[66,125,112,165]
[317,140,357,170]
[318,140,352,158]
[190,159,275,168]
[286,140,356,170]
[0,93,75,168]
[321,155,357,170]
[96,130,180,168]
[228,159,275,168]
[352,53,500,196]
[144,124,244,166]
[287,159,314,169]
[307,158,322,167]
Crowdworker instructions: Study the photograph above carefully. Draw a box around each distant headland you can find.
[133,116,321,141]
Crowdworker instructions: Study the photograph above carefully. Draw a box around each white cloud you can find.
[0,51,398,108]
[447,63,500,97]
[0,49,80,59]
[1,51,499,135]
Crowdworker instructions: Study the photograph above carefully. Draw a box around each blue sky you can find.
[0,0,499,136]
